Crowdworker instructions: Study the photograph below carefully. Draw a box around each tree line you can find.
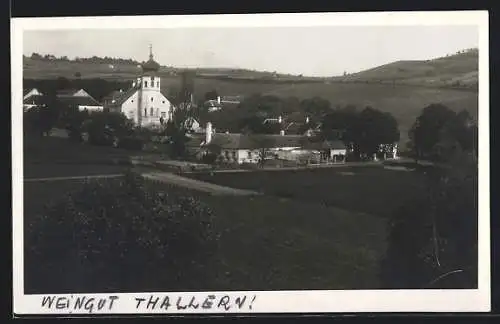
[26,53,141,65]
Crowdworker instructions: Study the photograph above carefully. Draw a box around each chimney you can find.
[278,115,282,123]
[305,116,310,124]
[280,130,285,136]
[206,122,213,144]
[217,96,221,105]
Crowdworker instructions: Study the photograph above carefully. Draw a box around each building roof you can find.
[103,87,138,108]
[199,133,305,150]
[56,89,80,97]
[23,95,44,105]
[302,139,346,150]
[57,96,102,107]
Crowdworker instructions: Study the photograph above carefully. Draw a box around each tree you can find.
[164,121,189,158]
[354,107,399,158]
[24,95,62,137]
[381,160,477,289]
[250,135,277,168]
[409,104,457,161]
[204,89,219,101]
[85,111,133,146]
[300,97,331,118]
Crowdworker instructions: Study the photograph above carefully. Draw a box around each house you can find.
[187,122,347,165]
[56,88,103,111]
[23,88,44,111]
[103,45,174,127]
[183,116,203,133]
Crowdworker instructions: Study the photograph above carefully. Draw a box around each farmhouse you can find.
[187,122,347,165]
[23,88,44,111]
[56,88,103,111]
[103,45,174,128]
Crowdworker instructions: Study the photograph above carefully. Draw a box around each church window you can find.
[131,100,134,103]
[157,81,159,87]
[161,112,166,118]
[144,81,148,87]
[162,101,165,104]
[150,107,154,116]
[144,108,147,117]
[151,97,154,102]
[151,76,155,82]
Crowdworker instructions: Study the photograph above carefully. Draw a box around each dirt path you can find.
[142,172,261,196]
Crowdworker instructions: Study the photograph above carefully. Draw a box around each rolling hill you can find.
[22,49,479,146]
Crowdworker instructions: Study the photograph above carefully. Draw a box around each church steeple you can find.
[141,44,160,73]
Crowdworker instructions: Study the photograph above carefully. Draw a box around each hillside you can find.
[22,49,479,147]
[337,49,478,89]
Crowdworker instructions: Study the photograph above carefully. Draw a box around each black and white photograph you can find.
[12,11,490,315]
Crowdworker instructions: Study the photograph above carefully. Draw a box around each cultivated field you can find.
[186,166,429,218]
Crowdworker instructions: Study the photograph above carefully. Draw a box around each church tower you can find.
[136,44,162,126]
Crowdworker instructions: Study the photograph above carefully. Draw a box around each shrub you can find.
[26,171,220,292]
[118,136,144,151]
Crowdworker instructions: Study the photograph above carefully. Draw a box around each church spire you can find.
[149,44,154,60]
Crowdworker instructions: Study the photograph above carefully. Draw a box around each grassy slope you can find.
[24,178,387,292]
[265,82,478,144]
[341,50,479,86]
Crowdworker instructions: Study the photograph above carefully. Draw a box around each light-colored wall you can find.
[79,105,103,111]
[330,149,347,157]
[120,89,172,126]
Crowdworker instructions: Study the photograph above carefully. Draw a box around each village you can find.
[23,45,401,175]
[21,35,478,296]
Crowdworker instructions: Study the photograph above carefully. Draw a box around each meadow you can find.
[24,177,388,293]
[186,166,429,218]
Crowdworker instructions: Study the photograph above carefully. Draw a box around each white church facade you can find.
[103,46,174,128]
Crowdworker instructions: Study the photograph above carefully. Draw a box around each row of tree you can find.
[27,53,141,65]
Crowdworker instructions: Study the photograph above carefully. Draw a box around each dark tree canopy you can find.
[409,104,457,160]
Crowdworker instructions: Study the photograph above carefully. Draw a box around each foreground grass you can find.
[186,166,428,217]
[24,177,387,293]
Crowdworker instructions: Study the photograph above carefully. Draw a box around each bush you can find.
[117,136,144,151]
[26,171,220,292]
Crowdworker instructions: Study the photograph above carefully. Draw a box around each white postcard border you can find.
[12,11,490,315]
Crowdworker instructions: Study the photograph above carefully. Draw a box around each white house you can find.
[103,45,174,127]
[56,88,103,111]
[23,88,44,111]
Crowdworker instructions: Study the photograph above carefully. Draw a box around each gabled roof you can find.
[204,133,305,150]
[104,87,138,107]
[56,89,79,97]
[57,96,102,107]
[23,95,44,105]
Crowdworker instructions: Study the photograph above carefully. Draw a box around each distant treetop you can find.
[26,52,141,66]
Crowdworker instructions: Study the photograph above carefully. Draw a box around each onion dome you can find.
[142,44,160,73]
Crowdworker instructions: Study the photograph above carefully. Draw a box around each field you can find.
[186,166,428,218]
[24,177,388,293]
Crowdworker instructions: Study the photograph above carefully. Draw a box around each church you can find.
[103,45,174,127]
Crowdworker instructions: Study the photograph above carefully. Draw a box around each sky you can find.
[23,26,478,77]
